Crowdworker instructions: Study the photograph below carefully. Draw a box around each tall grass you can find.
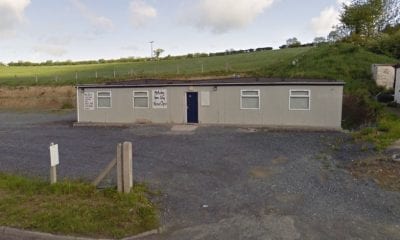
[256,43,397,93]
[0,173,159,238]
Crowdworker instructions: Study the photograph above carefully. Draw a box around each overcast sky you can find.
[0,0,349,62]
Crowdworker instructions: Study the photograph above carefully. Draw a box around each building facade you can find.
[76,78,344,129]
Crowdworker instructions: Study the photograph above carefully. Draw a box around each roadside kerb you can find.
[0,226,164,240]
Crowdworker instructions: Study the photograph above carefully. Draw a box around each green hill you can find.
[0,44,397,94]
[256,43,397,92]
[0,47,310,86]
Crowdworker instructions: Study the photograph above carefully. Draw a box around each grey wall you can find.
[77,85,343,129]
[372,64,395,89]
[395,68,400,103]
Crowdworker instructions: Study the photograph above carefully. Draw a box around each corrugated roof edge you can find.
[76,77,345,88]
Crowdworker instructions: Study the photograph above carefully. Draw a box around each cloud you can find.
[0,0,31,36]
[310,0,350,36]
[33,45,67,57]
[185,0,275,33]
[129,0,157,28]
[310,6,339,36]
[336,0,351,5]
[70,0,114,32]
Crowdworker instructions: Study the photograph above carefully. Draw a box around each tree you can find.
[339,0,400,40]
[313,37,326,45]
[286,37,301,47]
[340,0,383,38]
[153,48,164,59]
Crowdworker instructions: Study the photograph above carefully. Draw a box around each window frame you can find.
[97,91,112,109]
[240,89,261,110]
[133,90,150,109]
[289,89,311,111]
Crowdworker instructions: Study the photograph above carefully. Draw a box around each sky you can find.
[0,0,350,63]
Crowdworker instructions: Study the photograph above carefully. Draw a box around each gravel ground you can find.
[0,111,399,240]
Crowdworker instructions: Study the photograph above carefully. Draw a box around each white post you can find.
[49,143,60,184]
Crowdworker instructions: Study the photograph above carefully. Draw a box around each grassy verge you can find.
[353,111,400,150]
[0,173,159,238]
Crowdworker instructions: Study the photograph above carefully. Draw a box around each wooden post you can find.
[116,143,123,192]
[50,166,57,184]
[122,142,133,193]
[92,142,133,193]
[92,158,116,186]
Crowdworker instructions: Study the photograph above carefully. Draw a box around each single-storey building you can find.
[76,77,344,129]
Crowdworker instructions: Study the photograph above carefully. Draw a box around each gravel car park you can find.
[0,111,399,240]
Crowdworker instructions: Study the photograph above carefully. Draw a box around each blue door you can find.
[187,92,198,123]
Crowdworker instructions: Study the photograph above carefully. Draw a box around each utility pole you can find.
[149,41,154,59]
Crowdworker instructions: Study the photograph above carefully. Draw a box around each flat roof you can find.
[77,77,345,88]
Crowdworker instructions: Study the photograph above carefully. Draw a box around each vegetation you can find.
[350,155,400,191]
[0,173,159,238]
[0,47,310,86]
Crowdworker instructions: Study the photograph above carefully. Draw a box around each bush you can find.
[366,29,400,59]
[342,92,382,129]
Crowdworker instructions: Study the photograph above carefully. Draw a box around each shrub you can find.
[342,92,382,129]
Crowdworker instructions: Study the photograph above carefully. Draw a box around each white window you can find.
[289,89,310,110]
[133,91,149,108]
[241,90,260,109]
[97,91,111,108]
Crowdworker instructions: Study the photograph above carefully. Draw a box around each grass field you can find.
[0,173,159,238]
[0,48,310,86]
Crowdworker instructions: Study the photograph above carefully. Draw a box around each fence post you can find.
[122,142,133,193]
[116,143,123,192]
[92,142,133,193]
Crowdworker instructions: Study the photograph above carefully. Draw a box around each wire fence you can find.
[1,61,240,86]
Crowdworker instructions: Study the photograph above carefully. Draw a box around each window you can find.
[289,89,310,110]
[97,91,111,108]
[133,91,149,108]
[241,90,260,109]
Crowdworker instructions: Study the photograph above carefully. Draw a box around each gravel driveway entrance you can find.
[0,111,399,240]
